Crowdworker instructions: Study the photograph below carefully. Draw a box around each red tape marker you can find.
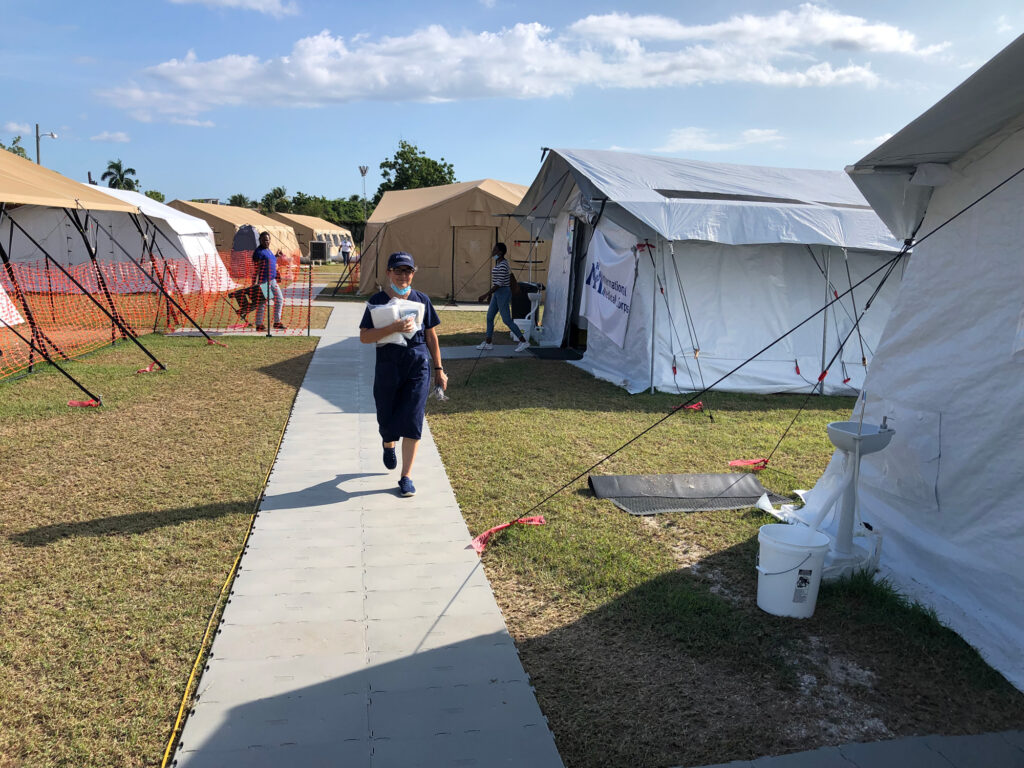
[68,399,101,408]
[207,339,228,347]
[729,458,769,471]
[471,516,546,554]
[794,360,801,375]
[136,362,158,374]
[672,401,703,411]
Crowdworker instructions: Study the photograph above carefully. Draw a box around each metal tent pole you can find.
[8,210,165,370]
[116,213,215,341]
[0,205,68,363]
[1,314,102,403]
[820,248,830,395]
[649,239,658,394]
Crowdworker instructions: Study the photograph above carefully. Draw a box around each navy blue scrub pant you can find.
[373,345,431,442]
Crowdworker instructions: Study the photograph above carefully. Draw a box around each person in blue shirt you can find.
[253,231,286,331]
[359,252,448,497]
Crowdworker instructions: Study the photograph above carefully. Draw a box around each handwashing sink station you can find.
[826,420,894,455]
[819,418,895,581]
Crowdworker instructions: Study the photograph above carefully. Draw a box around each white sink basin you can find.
[827,421,895,455]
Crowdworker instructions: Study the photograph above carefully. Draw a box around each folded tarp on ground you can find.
[588,473,788,516]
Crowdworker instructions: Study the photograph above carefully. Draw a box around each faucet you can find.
[880,415,893,430]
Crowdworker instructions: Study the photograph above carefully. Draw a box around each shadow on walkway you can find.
[175,630,561,768]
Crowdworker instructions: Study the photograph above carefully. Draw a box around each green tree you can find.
[1,136,29,160]
[290,191,327,220]
[101,159,139,191]
[144,190,165,203]
[228,193,252,208]
[260,186,290,214]
[373,140,455,205]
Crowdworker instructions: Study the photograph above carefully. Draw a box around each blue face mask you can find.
[390,282,411,296]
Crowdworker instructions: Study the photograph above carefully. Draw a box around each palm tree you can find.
[101,159,139,191]
[260,186,289,214]
[228,193,252,208]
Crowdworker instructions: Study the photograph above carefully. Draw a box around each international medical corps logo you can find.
[585,258,630,313]
[585,260,604,295]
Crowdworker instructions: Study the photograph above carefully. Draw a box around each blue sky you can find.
[3,1,1021,204]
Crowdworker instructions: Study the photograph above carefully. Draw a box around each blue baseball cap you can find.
[387,251,416,270]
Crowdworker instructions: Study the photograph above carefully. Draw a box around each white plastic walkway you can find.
[173,302,563,768]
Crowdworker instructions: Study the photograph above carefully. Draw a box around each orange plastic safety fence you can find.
[0,250,312,381]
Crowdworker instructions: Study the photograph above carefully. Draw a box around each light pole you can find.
[35,123,58,165]
[358,165,369,243]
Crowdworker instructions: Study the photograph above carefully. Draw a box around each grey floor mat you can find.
[588,473,789,516]
[527,347,584,360]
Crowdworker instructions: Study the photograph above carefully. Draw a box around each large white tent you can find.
[514,149,904,395]
[95,188,234,292]
[790,35,1024,690]
[0,186,234,294]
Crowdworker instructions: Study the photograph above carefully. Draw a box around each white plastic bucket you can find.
[756,524,830,618]
[513,318,532,342]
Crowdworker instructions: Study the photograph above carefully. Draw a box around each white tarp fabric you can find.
[580,230,637,348]
[0,286,25,326]
[517,149,902,251]
[0,188,235,294]
[88,187,234,292]
[798,34,1024,690]
[517,149,904,395]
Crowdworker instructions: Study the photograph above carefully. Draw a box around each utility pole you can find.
[35,123,58,165]
[358,165,369,246]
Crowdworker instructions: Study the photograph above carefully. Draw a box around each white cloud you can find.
[569,5,948,57]
[655,127,784,153]
[479,0,496,7]
[104,5,945,122]
[4,122,31,133]
[171,117,215,127]
[997,16,1014,34]
[853,132,894,146]
[168,0,298,17]
[91,131,131,143]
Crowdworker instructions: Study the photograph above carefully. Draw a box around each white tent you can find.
[0,187,234,294]
[789,35,1024,690]
[96,188,234,292]
[514,149,904,394]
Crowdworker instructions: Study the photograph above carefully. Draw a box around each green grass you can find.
[0,333,317,767]
[427,357,1024,768]
[435,309,489,345]
[5,325,1022,767]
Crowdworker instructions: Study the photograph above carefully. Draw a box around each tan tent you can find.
[0,151,140,325]
[266,211,353,262]
[168,200,300,260]
[0,149,138,212]
[358,179,549,300]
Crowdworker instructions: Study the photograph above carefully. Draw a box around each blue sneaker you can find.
[398,476,416,497]
[382,443,397,470]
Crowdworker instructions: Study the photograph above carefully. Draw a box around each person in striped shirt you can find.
[477,243,530,352]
